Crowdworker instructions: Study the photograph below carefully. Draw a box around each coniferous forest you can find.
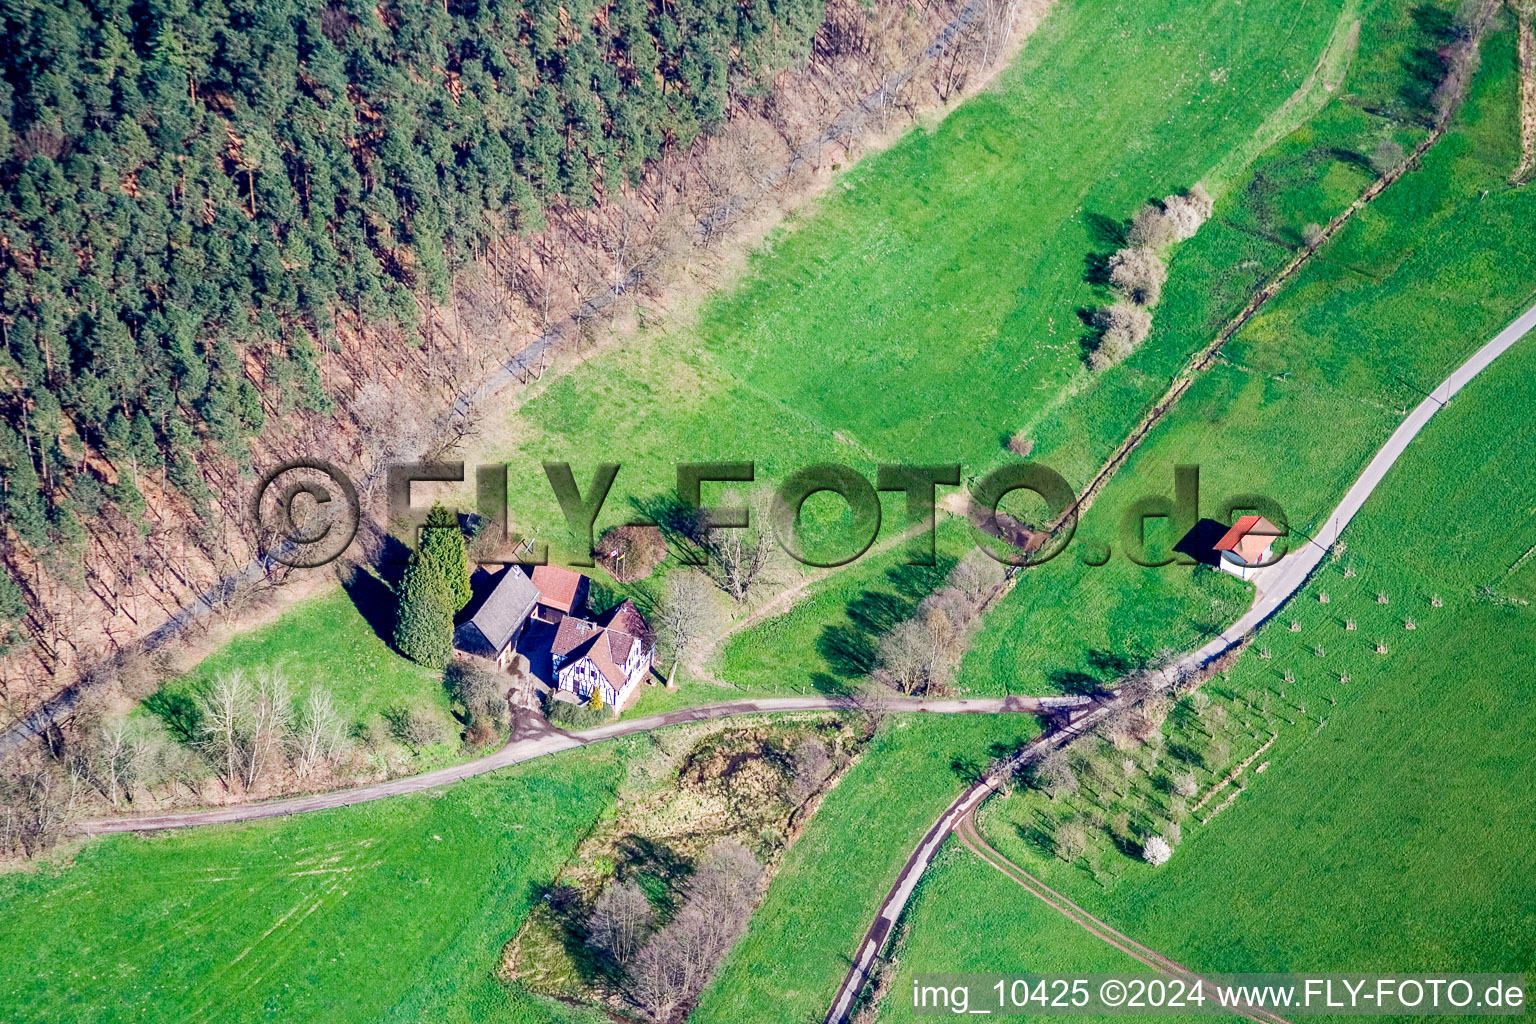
[0,0,826,631]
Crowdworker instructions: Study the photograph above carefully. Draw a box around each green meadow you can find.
[483,0,1357,556]
[0,747,624,1023]
[959,15,1536,697]
[146,583,452,737]
[692,713,1039,1024]
[35,1,1536,1022]
[959,292,1536,994]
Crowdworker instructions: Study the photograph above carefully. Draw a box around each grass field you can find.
[962,275,1536,989]
[691,713,1038,1024]
[147,583,452,736]
[874,842,1190,1023]
[34,4,1533,1024]
[709,520,973,696]
[959,15,1536,698]
[482,0,1356,560]
[0,746,627,1023]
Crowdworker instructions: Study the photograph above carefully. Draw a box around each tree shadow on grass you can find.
[1399,5,1457,125]
[817,589,915,676]
[817,623,880,677]
[344,568,398,647]
[811,672,857,697]
[525,878,614,987]
[951,754,986,785]
[143,689,201,743]
[628,493,707,564]
[1084,210,1129,249]
[1047,649,1140,696]
[886,558,954,598]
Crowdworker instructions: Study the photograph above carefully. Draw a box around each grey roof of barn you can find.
[455,566,541,656]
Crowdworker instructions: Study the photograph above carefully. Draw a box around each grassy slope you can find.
[147,584,452,736]
[710,520,971,696]
[690,714,1038,1024]
[485,0,1348,557]
[876,842,1190,1024]
[960,17,1536,697]
[973,326,1536,988]
[877,255,1536,1024]
[141,0,1370,733]
[0,748,623,1024]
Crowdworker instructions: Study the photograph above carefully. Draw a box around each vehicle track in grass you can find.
[954,810,1295,1024]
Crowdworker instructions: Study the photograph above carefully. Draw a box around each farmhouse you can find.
[454,566,541,670]
[549,600,656,710]
[531,564,589,623]
[1213,515,1283,581]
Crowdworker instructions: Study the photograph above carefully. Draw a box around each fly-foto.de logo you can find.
[253,459,1288,573]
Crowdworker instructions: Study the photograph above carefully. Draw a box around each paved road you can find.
[822,303,1536,1024]
[75,694,1088,835]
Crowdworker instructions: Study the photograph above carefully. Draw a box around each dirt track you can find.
[955,812,1294,1024]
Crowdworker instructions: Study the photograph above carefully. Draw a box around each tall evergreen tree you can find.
[393,552,454,668]
[418,503,471,612]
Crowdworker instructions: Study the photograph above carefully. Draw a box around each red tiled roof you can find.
[1214,515,1282,565]
[532,564,585,612]
[600,599,649,640]
[550,614,601,658]
[552,600,653,691]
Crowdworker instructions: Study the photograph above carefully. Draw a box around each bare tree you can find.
[589,879,655,966]
[786,737,832,804]
[1030,747,1078,799]
[628,841,763,1020]
[244,669,292,792]
[446,663,508,728]
[292,688,345,781]
[706,503,775,605]
[877,615,950,695]
[84,720,142,808]
[655,570,716,686]
[200,670,251,791]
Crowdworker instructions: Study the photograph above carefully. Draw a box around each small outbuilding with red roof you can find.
[1213,515,1283,581]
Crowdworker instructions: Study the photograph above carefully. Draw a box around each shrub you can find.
[1007,431,1035,457]
[445,663,508,730]
[1142,835,1173,866]
[383,706,447,749]
[1107,246,1167,306]
[596,524,668,582]
[546,696,611,729]
[1089,301,1153,370]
